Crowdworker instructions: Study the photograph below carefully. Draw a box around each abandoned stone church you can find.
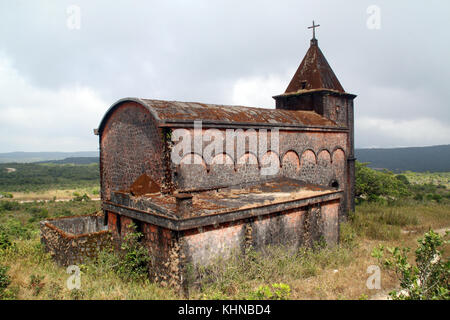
[41,33,356,289]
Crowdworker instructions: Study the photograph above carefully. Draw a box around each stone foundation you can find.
[104,197,340,291]
[40,214,111,266]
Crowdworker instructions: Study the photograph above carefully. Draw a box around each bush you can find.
[0,192,13,199]
[414,193,424,201]
[372,230,449,300]
[29,274,45,296]
[432,194,443,203]
[339,221,357,249]
[0,227,12,250]
[0,200,20,212]
[116,224,150,281]
[47,282,63,299]
[0,265,11,299]
[1,219,32,240]
[72,193,91,202]
[396,175,410,185]
[355,162,410,203]
[250,283,291,300]
[27,207,49,223]
[91,223,150,282]
[70,288,85,300]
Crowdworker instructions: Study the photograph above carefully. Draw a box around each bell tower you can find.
[273,21,357,211]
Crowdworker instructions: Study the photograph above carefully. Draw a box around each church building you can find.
[41,24,357,290]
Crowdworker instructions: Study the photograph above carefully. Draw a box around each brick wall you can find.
[171,129,348,192]
[40,215,112,266]
[100,102,165,200]
[103,197,339,290]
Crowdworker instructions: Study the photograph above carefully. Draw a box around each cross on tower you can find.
[308,20,320,39]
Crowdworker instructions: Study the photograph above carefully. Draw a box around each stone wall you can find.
[40,215,111,266]
[171,129,348,192]
[99,101,352,216]
[105,198,340,290]
[181,199,339,269]
[100,101,166,200]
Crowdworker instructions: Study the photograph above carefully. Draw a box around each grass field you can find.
[8,188,100,202]
[402,171,450,188]
[0,165,449,300]
[0,199,448,300]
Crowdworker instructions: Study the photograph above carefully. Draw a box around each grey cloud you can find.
[0,0,449,152]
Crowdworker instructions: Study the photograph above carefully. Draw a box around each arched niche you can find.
[281,150,300,178]
[260,151,280,177]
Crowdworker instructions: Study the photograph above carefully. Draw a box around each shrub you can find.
[56,208,72,217]
[414,193,424,201]
[70,288,85,300]
[0,265,11,299]
[0,192,13,199]
[395,175,410,185]
[432,194,443,203]
[372,230,449,300]
[47,282,63,299]
[355,162,410,203]
[72,193,91,202]
[250,283,291,300]
[339,221,357,249]
[1,219,32,240]
[0,200,20,211]
[105,223,150,282]
[28,274,45,296]
[0,227,12,250]
[27,207,49,222]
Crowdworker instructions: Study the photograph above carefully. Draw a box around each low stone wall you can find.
[40,214,112,266]
[104,197,340,292]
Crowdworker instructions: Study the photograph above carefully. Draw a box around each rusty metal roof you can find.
[285,39,345,94]
[98,98,341,134]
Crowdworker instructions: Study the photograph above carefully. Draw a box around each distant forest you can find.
[0,151,98,163]
[0,163,99,192]
[356,144,450,172]
[0,144,449,174]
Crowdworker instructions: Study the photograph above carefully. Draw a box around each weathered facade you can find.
[41,35,356,290]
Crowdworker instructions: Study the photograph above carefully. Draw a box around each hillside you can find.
[0,162,99,192]
[37,157,99,165]
[0,151,98,163]
[1,144,449,172]
[355,144,450,172]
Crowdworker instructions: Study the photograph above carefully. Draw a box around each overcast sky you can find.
[0,0,449,152]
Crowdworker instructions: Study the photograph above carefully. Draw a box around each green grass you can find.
[402,171,450,188]
[0,164,449,299]
[0,199,448,300]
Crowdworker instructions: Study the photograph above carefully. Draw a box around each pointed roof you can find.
[285,39,345,94]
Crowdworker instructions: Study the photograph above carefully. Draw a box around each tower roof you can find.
[285,38,345,94]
